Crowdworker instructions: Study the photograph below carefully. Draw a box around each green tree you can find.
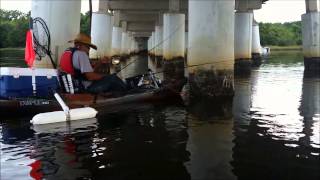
[80,11,90,35]
[259,21,302,46]
[0,9,29,48]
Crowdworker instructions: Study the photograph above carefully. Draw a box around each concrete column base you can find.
[149,55,156,61]
[251,53,262,67]
[304,57,320,77]
[234,59,252,76]
[189,69,234,100]
[163,57,186,91]
[155,56,163,62]
[120,55,130,61]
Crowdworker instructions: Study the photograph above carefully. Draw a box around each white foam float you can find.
[31,93,98,125]
[31,107,98,125]
[32,118,97,133]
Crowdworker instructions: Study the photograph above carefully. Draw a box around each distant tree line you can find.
[259,21,302,46]
[0,9,302,48]
[0,9,29,48]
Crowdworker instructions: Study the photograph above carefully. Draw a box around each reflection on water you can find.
[232,51,319,180]
[0,50,319,179]
[299,77,320,153]
[186,101,235,180]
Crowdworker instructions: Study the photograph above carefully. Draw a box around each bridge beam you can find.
[127,22,155,32]
[108,0,188,11]
[235,0,263,11]
[132,32,152,37]
[305,0,319,12]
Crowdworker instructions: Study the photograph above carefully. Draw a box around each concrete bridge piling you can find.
[302,0,320,76]
[31,0,81,68]
[251,20,262,67]
[234,10,253,75]
[188,0,235,100]
[163,12,185,87]
[155,25,163,61]
[90,12,113,60]
[111,26,122,59]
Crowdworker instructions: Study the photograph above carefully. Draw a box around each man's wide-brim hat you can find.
[68,33,97,50]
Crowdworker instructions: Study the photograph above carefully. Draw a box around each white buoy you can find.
[31,107,98,125]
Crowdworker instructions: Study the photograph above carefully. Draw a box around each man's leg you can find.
[87,74,126,94]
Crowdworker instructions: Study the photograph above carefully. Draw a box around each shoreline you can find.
[268,46,302,51]
[0,47,25,51]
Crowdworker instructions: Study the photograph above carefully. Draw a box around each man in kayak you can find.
[59,33,127,94]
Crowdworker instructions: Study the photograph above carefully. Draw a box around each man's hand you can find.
[92,57,111,74]
[100,56,111,64]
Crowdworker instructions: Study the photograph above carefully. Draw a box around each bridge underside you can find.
[100,0,268,38]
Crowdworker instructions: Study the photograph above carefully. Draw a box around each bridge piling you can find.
[163,13,186,89]
[234,10,253,76]
[251,20,262,67]
[188,0,235,101]
[90,12,113,61]
[155,25,164,62]
[302,0,320,76]
[31,0,81,68]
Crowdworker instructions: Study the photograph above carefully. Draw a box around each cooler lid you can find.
[0,67,58,77]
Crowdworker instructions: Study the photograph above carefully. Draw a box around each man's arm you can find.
[84,72,104,81]
[74,51,105,81]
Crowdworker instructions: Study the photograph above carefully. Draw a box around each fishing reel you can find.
[137,69,161,89]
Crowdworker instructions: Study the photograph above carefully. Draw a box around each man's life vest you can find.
[59,48,85,93]
[59,48,78,76]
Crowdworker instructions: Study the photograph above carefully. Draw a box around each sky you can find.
[0,0,99,14]
[0,0,306,23]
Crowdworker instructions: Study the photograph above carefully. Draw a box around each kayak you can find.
[0,87,181,117]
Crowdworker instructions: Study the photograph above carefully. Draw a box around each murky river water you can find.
[0,49,319,180]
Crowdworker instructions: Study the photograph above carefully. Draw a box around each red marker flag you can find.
[25,29,35,67]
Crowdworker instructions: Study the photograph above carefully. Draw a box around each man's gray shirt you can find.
[72,50,93,88]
